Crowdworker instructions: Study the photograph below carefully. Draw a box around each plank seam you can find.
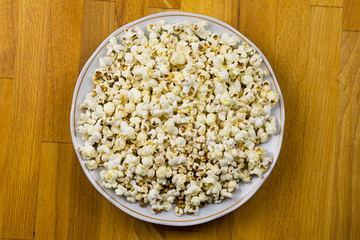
[148,7,180,11]
[165,228,200,232]
[41,141,72,144]
[342,29,360,33]
[88,0,116,2]
[236,0,240,30]
[32,166,41,240]
[310,4,343,9]
[1,238,31,240]
[0,77,14,80]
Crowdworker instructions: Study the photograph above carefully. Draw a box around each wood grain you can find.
[133,221,166,240]
[333,31,360,239]
[147,8,181,15]
[165,214,233,240]
[231,188,267,240]
[0,78,13,170]
[43,0,84,143]
[239,0,277,65]
[264,0,311,238]
[181,0,240,29]
[80,0,118,68]
[149,0,181,9]
[0,78,13,237]
[0,0,50,238]
[0,0,18,78]
[181,0,215,15]
[35,143,75,239]
[300,6,342,238]
[1,0,360,239]
[35,142,136,239]
[343,0,360,31]
[116,0,148,29]
[312,0,343,7]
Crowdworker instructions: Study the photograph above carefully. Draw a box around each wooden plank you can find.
[266,4,342,238]
[166,214,232,240]
[115,0,147,30]
[264,0,311,238]
[148,0,180,9]
[181,0,240,30]
[180,0,215,16]
[35,142,136,239]
[232,188,267,240]
[79,1,119,68]
[212,0,241,30]
[0,78,13,172]
[42,0,84,143]
[239,0,277,66]
[0,0,51,238]
[0,0,18,78]
[133,220,166,240]
[34,143,75,239]
[343,0,360,31]
[0,78,13,236]
[97,200,135,239]
[331,31,360,239]
[299,6,342,239]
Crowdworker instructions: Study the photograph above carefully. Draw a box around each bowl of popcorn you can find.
[70,12,285,226]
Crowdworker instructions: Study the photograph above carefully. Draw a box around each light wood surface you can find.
[0,0,359,239]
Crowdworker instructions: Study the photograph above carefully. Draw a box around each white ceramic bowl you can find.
[70,12,285,226]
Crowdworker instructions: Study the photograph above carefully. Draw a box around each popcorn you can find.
[127,88,142,103]
[77,20,280,217]
[169,155,185,166]
[141,156,154,167]
[148,189,161,203]
[88,131,102,145]
[185,181,201,196]
[86,160,98,170]
[220,92,232,106]
[79,142,98,159]
[156,166,167,178]
[265,117,277,134]
[99,56,113,67]
[191,196,201,206]
[267,91,280,105]
[103,102,115,115]
[220,33,240,46]
[163,201,173,212]
[104,156,121,169]
[241,74,253,85]
[135,164,147,176]
[120,121,136,139]
[216,70,229,82]
[137,145,155,156]
[170,52,186,65]
[175,137,186,147]
[206,113,217,126]
[175,207,184,216]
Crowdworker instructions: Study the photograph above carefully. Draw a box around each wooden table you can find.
[1,0,359,239]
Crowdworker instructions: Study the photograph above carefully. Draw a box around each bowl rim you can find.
[70,11,285,226]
